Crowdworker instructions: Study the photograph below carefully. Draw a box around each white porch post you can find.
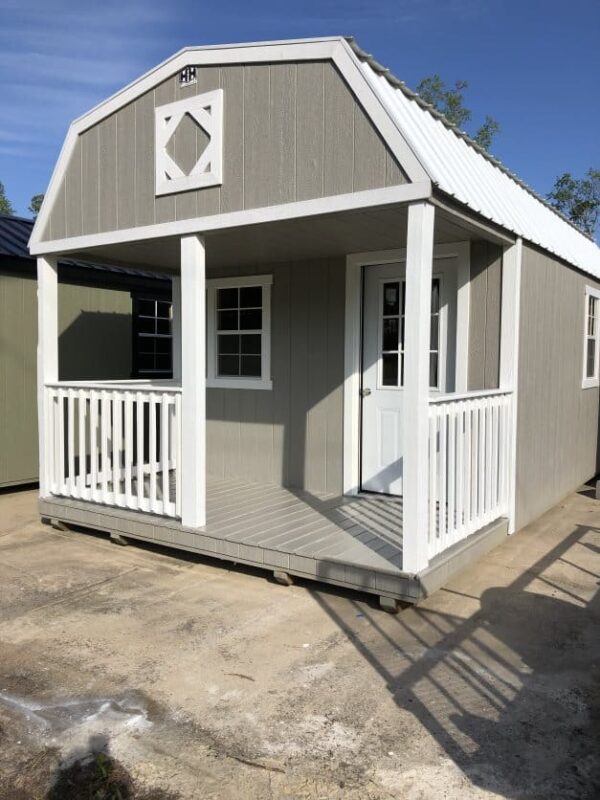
[402,202,435,574]
[180,235,206,528]
[499,237,523,534]
[37,255,59,498]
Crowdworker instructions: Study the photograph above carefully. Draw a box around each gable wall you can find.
[42,61,407,242]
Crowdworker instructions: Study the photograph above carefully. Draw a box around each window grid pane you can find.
[216,285,264,379]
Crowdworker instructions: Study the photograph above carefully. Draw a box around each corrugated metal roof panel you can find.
[353,53,600,278]
[0,214,169,280]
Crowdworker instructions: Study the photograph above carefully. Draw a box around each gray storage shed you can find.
[0,214,171,488]
[27,37,600,607]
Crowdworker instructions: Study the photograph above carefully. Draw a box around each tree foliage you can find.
[547,170,600,237]
[415,74,500,151]
[0,181,14,215]
[29,193,44,216]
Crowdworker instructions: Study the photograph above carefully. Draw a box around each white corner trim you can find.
[155,90,223,196]
[500,238,523,534]
[30,182,432,255]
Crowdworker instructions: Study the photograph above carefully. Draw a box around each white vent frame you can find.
[154,89,223,197]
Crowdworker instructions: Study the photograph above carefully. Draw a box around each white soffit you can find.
[349,45,600,279]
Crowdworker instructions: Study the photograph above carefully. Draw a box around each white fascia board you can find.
[30,181,432,256]
[335,40,428,184]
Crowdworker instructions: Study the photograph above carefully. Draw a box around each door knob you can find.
[361,387,372,397]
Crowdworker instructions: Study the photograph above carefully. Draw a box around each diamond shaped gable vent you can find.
[155,88,223,196]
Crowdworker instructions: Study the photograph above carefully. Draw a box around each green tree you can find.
[415,74,501,151]
[547,170,600,237]
[0,181,14,215]
[29,193,44,216]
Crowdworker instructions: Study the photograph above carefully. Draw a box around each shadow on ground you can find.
[314,520,600,798]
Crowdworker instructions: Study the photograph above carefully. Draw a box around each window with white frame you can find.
[207,275,272,390]
[583,286,600,388]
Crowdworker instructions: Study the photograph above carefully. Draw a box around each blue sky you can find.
[0,0,598,217]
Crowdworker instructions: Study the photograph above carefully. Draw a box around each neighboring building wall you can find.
[59,283,132,380]
[515,244,600,530]
[0,268,38,487]
[41,62,407,242]
[206,257,345,496]
[0,263,135,487]
[468,240,502,391]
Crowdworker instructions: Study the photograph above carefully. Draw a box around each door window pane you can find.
[382,318,399,351]
[382,353,398,386]
[383,282,400,315]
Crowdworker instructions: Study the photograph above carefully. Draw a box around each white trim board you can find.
[30,182,432,256]
[343,241,471,497]
[30,38,429,252]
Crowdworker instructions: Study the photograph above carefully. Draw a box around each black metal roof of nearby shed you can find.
[0,213,168,281]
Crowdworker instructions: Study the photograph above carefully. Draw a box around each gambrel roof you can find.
[31,36,600,278]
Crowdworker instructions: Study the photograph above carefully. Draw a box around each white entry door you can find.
[361,260,456,495]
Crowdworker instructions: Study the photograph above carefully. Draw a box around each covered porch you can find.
[36,196,520,604]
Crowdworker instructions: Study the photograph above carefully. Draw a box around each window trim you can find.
[582,285,600,389]
[206,274,273,390]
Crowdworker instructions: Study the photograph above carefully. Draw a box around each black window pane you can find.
[156,337,172,354]
[217,288,238,309]
[138,353,155,371]
[240,355,261,377]
[240,286,262,308]
[383,283,399,315]
[430,315,439,347]
[138,317,156,334]
[218,309,238,331]
[587,340,596,378]
[240,308,262,330]
[429,353,439,387]
[241,334,261,355]
[431,279,440,313]
[138,299,155,316]
[382,353,398,386]
[156,301,171,318]
[156,354,171,370]
[218,334,240,355]
[382,318,398,351]
[156,318,171,335]
[218,355,240,376]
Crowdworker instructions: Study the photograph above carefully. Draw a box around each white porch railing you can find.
[43,381,182,518]
[428,389,512,559]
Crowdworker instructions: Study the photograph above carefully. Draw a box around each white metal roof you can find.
[347,40,600,279]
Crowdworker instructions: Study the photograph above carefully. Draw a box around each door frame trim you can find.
[343,243,471,496]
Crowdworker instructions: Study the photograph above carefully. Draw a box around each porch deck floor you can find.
[202,478,404,573]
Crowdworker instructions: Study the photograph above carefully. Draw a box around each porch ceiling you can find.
[62,201,507,273]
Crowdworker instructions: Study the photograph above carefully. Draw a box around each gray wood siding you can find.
[515,245,600,529]
[468,241,502,391]
[206,257,345,495]
[41,62,407,242]
[0,268,134,487]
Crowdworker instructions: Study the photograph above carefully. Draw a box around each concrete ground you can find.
[0,488,599,799]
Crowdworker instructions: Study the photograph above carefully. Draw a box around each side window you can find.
[583,286,600,388]
[132,296,173,378]
[207,275,272,390]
